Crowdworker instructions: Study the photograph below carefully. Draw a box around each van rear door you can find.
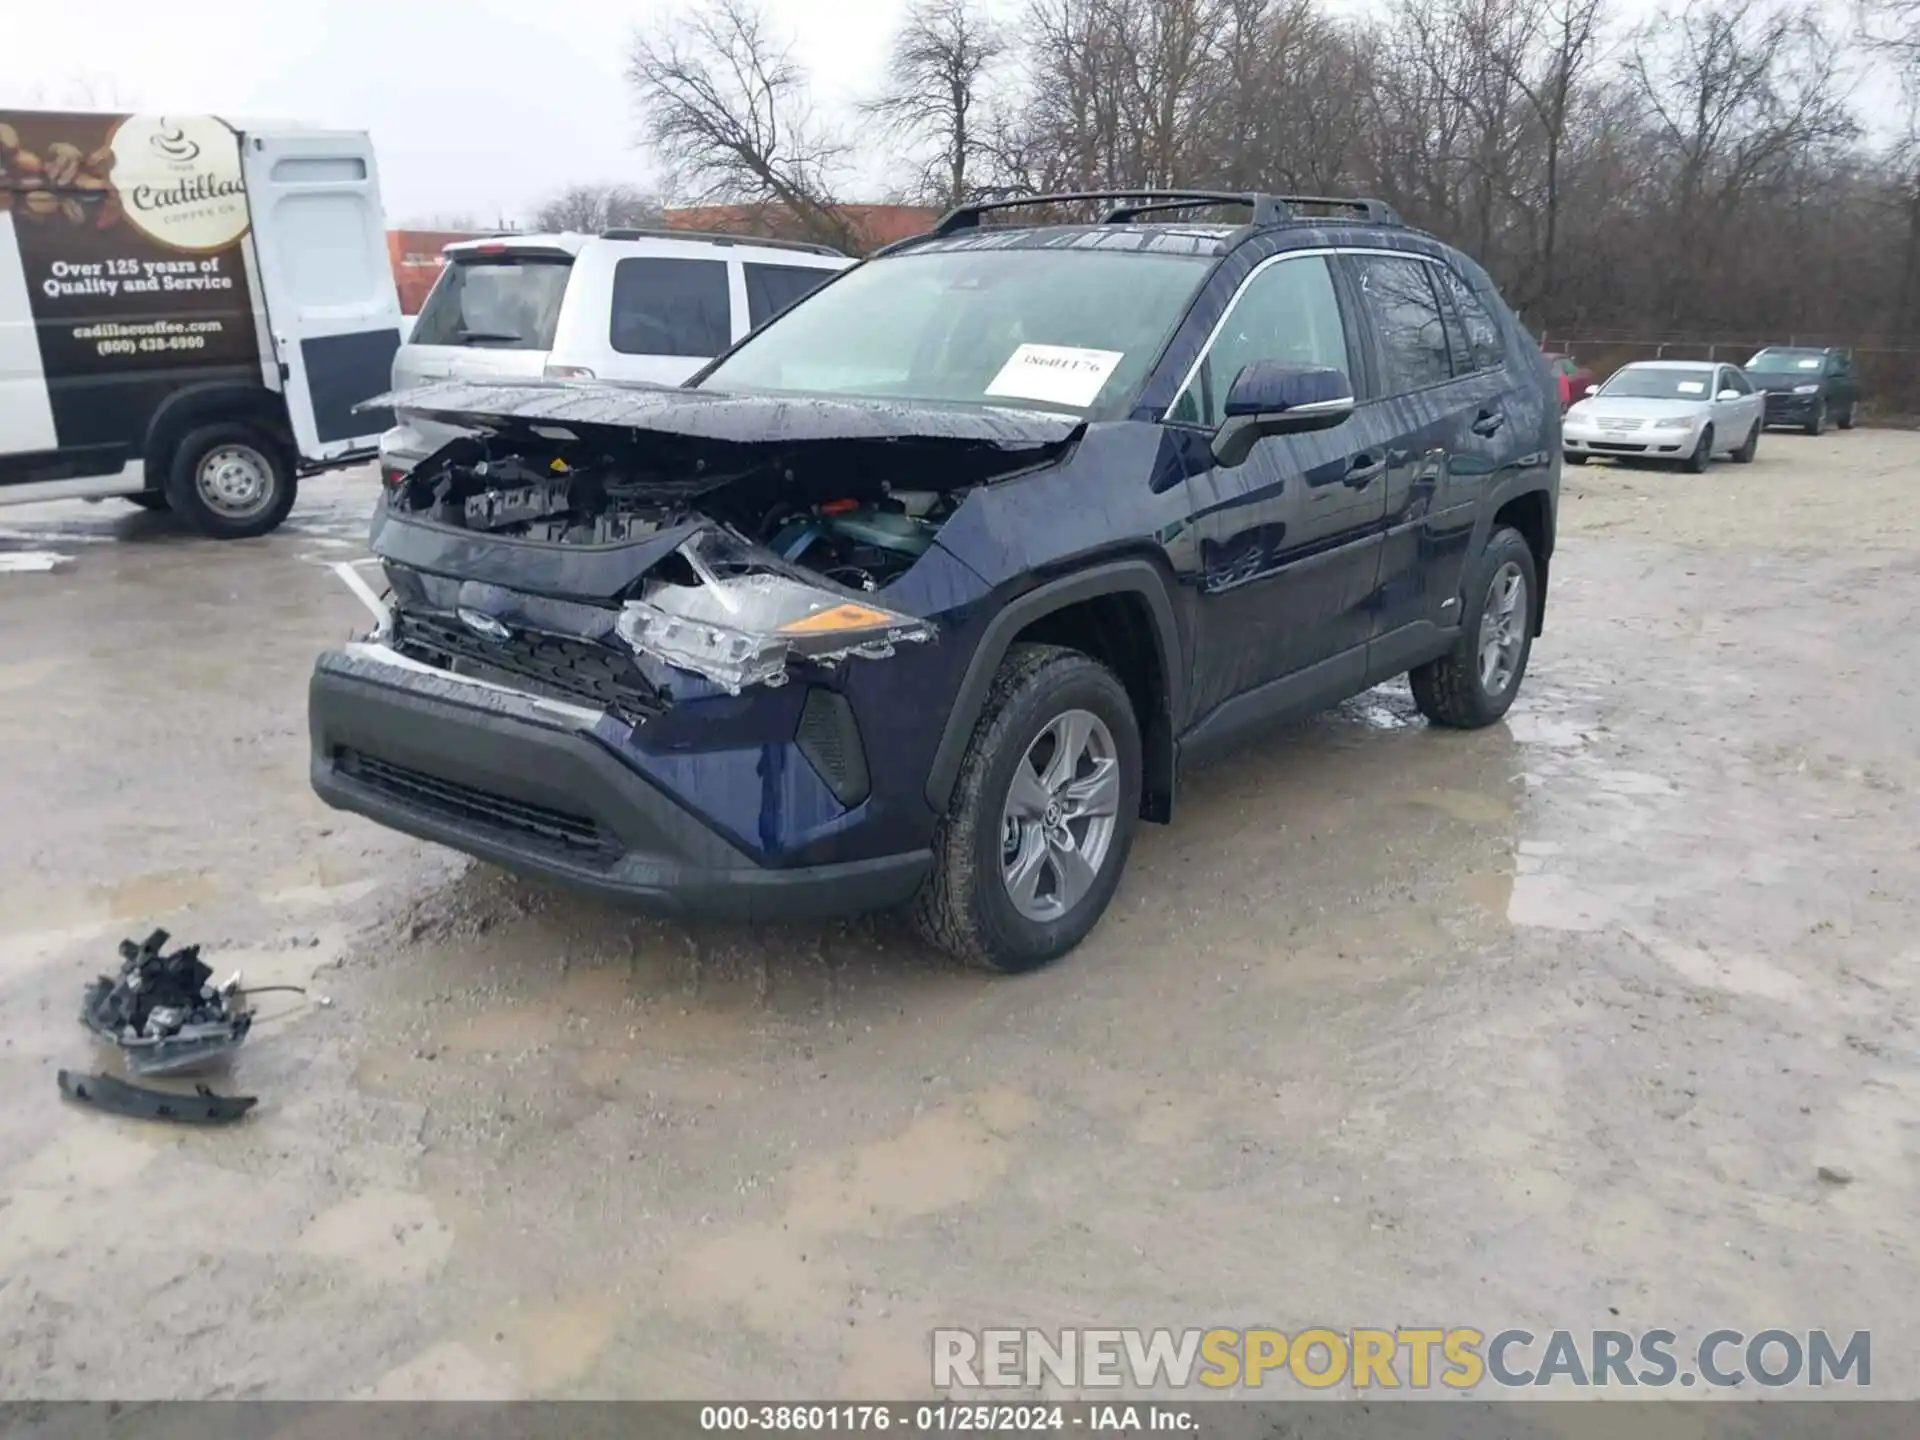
[239,130,402,465]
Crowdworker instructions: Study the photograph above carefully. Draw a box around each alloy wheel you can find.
[1478,561,1528,697]
[1000,708,1121,923]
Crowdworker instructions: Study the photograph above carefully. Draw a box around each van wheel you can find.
[1411,526,1538,730]
[912,644,1142,973]
[164,424,296,539]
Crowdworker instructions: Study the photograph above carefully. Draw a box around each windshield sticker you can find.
[1676,380,1706,394]
[985,344,1124,408]
[1797,358,1820,369]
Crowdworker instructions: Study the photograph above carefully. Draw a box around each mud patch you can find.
[298,1189,453,1284]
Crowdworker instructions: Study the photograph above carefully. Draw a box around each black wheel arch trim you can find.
[924,558,1185,815]
[1473,473,1556,636]
[142,383,295,484]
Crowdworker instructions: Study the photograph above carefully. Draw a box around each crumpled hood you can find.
[364,379,1084,450]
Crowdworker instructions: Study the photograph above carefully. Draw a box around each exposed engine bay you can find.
[362,378,1081,696]
[388,436,968,595]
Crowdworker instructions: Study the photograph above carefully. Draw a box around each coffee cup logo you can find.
[109,114,248,252]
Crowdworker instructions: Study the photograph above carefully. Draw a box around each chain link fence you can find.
[1539,334,1920,422]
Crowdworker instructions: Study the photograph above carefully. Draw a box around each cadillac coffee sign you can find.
[109,114,250,251]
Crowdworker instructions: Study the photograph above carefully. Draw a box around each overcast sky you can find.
[1,0,1899,225]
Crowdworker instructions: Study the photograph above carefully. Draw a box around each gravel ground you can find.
[0,430,1914,1401]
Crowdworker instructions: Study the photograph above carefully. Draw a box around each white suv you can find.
[379,228,852,476]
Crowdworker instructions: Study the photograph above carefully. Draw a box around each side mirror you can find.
[1716,389,1741,401]
[1211,362,1354,467]
[1583,383,1599,397]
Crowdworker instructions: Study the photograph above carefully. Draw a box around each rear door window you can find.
[610,257,731,357]
[1349,255,1452,393]
[1437,269,1504,375]
[744,263,836,330]
[410,257,572,350]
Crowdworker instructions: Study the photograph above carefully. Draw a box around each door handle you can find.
[1471,408,1506,437]
[1344,453,1384,487]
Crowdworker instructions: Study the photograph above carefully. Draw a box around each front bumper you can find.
[1563,419,1699,457]
[309,647,931,922]
[1762,393,1820,424]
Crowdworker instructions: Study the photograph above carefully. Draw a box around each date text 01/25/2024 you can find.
[699,1405,1198,1433]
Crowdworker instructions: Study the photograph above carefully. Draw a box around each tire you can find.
[1805,399,1827,437]
[912,643,1142,973]
[1410,526,1538,730]
[163,423,297,539]
[126,492,171,512]
[1731,420,1759,464]
[1684,424,1714,473]
[1838,402,1857,430]
[1564,452,1589,466]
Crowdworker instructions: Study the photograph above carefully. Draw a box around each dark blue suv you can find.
[309,190,1559,973]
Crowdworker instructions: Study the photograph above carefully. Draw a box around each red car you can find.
[1544,353,1595,412]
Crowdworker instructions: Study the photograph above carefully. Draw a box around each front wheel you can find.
[1411,526,1538,730]
[164,423,297,539]
[1806,400,1827,437]
[1731,420,1759,464]
[1838,402,1857,430]
[1684,424,1714,473]
[912,644,1142,973]
[1564,452,1589,466]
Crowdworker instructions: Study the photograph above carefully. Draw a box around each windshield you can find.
[1744,349,1824,375]
[411,256,572,350]
[697,248,1212,415]
[1597,366,1716,400]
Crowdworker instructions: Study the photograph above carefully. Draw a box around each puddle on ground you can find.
[297,1187,453,1285]
[92,869,220,920]
[1410,787,1514,826]
[478,1294,623,1393]
[785,1089,1036,1232]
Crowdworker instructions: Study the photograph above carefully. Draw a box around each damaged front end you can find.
[350,380,1076,701]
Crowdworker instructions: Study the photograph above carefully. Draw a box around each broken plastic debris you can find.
[614,532,932,693]
[81,929,253,1078]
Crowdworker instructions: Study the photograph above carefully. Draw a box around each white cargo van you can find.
[379,228,850,478]
[0,110,402,537]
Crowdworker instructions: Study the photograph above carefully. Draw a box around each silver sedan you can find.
[1563,360,1766,471]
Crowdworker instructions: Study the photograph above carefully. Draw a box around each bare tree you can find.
[532,183,663,233]
[627,0,856,250]
[865,0,1010,207]
[1627,0,1856,325]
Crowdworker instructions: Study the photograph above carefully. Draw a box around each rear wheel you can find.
[1805,399,1827,436]
[1411,526,1538,730]
[912,644,1142,973]
[1731,420,1759,464]
[163,423,297,539]
[1685,424,1714,473]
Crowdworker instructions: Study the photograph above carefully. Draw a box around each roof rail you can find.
[598,226,846,257]
[931,189,1402,236]
[933,190,1291,235]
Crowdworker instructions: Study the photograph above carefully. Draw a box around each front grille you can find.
[335,749,617,862]
[1589,441,1649,453]
[1592,417,1644,431]
[392,610,661,723]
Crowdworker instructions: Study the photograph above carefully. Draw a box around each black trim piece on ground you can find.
[57,1070,257,1125]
